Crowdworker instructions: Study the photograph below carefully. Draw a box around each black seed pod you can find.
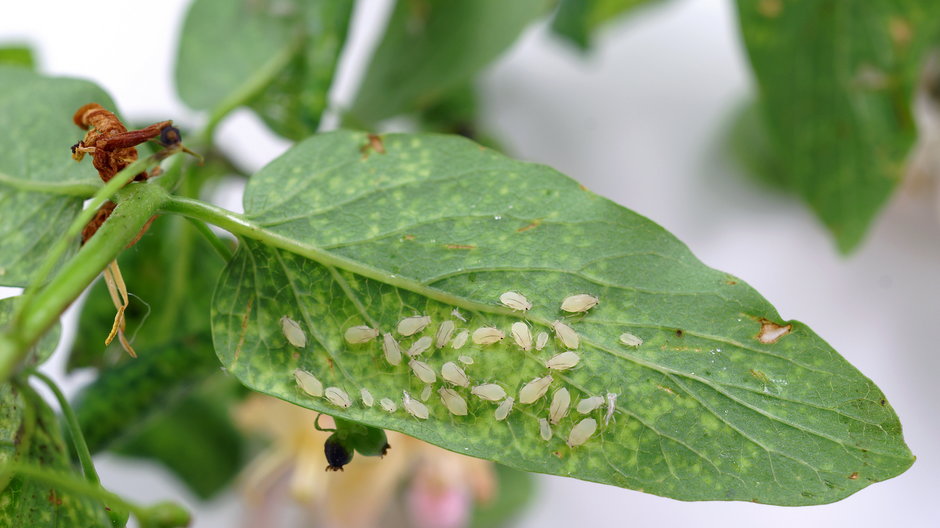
[324,433,353,472]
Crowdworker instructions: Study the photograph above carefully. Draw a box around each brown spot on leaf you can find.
[757,0,782,17]
[675,329,683,337]
[656,385,676,396]
[517,219,542,232]
[889,17,912,47]
[444,244,476,250]
[725,279,737,285]
[234,298,253,362]
[749,369,771,385]
[402,234,416,241]
[361,133,386,158]
[757,318,791,344]
[848,472,859,480]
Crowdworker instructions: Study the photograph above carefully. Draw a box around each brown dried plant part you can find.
[102,260,136,358]
[71,103,171,182]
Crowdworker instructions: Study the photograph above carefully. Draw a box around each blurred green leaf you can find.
[470,464,535,528]
[0,297,60,367]
[735,0,940,253]
[349,0,550,125]
[726,100,787,188]
[0,45,34,69]
[551,0,663,50]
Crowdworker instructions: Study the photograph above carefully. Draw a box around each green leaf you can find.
[735,0,940,253]
[469,464,535,528]
[550,0,664,50]
[726,100,787,189]
[349,0,549,125]
[0,45,34,69]
[0,68,112,286]
[175,0,352,139]
[209,130,912,505]
[0,383,110,527]
[0,298,60,367]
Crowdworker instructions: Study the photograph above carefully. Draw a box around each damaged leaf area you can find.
[211,131,912,506]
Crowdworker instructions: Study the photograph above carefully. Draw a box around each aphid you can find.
[406,336,433,357]
[604,393,618,425]
[494,397,514,421]
[472,326,504,345]
[451,330,470,349]
[409,359,437,384]
[499,291,532,311]
[451,308,467,322]
[457,354,474,365]
[519,375,553,404]
[510,321,533,351]
[546,351,580,371]
[552,320,579,349]
[539,418,553,441]
[567,418,597,447]
[438,388,468,416]
[576,396,605,414]
[549,388,571,425]
[420,384,432,401]
[560,294,599,313]
[344,325,378,344]
[398,315,431,336]
[324,387,352,409]
[280,316,307,348]
[435,320,456,349]
[324,434,353,472]
[360,388,374,407]
[471,383,506,402]
[403,391,429,420]
[535,331,549,351]
[619,332,643,347]
[441,361,470,387]
[380,398,397,413]
[382,333,402,366]
[293,369,323,397]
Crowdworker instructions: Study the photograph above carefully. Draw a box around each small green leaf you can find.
[210,131,912,505]
[0,45,35,69]
[349,0,550,125]
[0,68,111,287]
[550,0,664,50]
[735,0,940,253]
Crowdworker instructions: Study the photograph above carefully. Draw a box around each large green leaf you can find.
[175,0,352,139]
[0,68,111,287]
[550,0,664,50]
[735,0,940,253]
[349,0,549,126]
[209,130,911,505]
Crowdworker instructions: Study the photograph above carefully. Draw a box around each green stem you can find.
[0,171,100,197]
[29,369,100,486]
[186,217,234,261]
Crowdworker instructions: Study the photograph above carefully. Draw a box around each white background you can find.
[2,0,938,527]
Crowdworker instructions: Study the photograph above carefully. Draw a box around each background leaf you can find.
[550,0,664,51]
[349,0,550,126]
[469,464,535,528]
[0,68,112,287]
[735,0,940,253]
[210,130,911,505]
[0,45,34,69]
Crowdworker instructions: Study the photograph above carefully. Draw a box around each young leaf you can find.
[735,0,940,253]
[349,0,550,125]
[550,0,665,51]
[209,131,912,505]
[0,68,111,287]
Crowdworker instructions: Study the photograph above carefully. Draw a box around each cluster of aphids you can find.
[284,292,646,450]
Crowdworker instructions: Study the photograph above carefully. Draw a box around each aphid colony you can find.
[284,289,637,450]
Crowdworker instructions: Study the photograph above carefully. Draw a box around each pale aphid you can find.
[549,388,571,425]
[403,391,429,420]
[398,315,431,336]
[344,325,379,344]
[539,418,552,441]
[409,359,437,384]
[441,361,470,387]
[604,393,618,426]
[546,351,580,371]
[324,387,352,409]
[280,316,306,348]
[406,336,433,357]
[560,294,599,313]
[451,308,467,322]
[380,398,397,413]
[451,329,470,349]
[510,321,532,351]
[438,388,468,416]
[382,332,402,366]
[576,396,605,414]
[535,331,549,351]
[619,332,643,347]
[360,388,374,407]
[499,291,532,311]
[567,418,597,447]
[519,375,553,404]
[471,383,506,401]
[457,354,474,365]
[472,326,504,345]
[552,320,579,349]
[494,397,514,421]
[293,369,323,397]
[435,320,456,349]
[420,384,432,401]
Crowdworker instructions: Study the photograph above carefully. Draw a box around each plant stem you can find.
[186,217,234,260]
[29,369,100,486]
